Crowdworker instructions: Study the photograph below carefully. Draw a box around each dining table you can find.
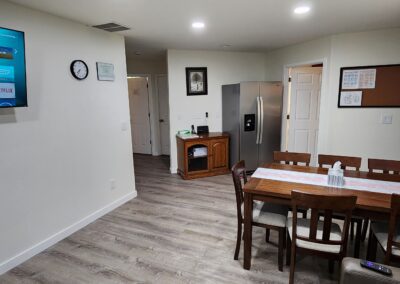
[242,163,400,270]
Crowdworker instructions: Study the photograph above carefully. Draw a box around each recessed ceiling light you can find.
[294,6,311,14]
[192,22,205,29]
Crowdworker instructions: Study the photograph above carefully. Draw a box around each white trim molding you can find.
[0,191,136,275]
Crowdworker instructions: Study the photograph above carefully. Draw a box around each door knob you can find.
[159,119,164,122]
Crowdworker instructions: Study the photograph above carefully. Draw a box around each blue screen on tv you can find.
[0,27,27,108]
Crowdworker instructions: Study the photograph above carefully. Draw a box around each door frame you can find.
[127,74,154,155]
[155,74,170,156]
[281,58,328,155]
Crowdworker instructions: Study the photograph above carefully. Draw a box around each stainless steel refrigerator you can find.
[222,81,283,171]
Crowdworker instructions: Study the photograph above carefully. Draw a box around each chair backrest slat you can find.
[231,160,247,221]
[309,209,319,240]
[273,151,311,166]
[291,190,356,253]
[318,154,361,171]
[322,210,333,241]
[369,158,400,175]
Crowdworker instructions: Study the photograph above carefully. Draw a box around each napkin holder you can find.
[327,161,344,187]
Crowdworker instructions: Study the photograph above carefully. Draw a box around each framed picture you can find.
[96,62,115,81]
[186,67,207,96]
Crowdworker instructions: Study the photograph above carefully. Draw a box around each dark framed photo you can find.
[186,67,208,96]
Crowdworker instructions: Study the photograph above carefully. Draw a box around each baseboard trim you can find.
[0,191,137,275]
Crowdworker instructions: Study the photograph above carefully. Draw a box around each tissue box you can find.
[328,168,345,187]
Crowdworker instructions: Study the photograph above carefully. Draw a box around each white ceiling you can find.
[8,0,400,59]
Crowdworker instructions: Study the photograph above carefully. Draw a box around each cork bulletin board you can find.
[338,64,400,108]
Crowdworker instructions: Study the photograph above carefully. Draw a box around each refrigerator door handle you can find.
[256,96,261,144]
[259,96,264,144]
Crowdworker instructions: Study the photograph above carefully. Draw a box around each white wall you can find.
[0,0,135,273]
[127,57,167,156]
[266,28,400,169]
[167,50,267,173]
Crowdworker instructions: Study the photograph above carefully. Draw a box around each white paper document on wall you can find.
[342,70,360,89]
[340,91,362,106]
[358,69,376,89]
[341,69,376,89]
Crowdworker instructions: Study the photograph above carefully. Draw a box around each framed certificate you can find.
[96,62,115,81]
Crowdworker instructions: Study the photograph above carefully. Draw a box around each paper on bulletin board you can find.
[358,69,376,89]
[340,91,362,106]
[342,69,376,89]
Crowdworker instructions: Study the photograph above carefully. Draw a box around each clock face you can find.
[70,60,89,80]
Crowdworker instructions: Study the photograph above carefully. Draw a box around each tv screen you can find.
[0,27,27,108]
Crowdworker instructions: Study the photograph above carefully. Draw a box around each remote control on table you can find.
[360,260,392,276]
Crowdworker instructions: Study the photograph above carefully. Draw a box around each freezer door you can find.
[239,82,260,171]
[222,84,240,168]
[258,82,283,165]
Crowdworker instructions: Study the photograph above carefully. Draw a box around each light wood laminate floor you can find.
[1,154,377,283]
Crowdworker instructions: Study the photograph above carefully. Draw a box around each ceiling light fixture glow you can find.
[192,22,205,29]
[294,6,311,14]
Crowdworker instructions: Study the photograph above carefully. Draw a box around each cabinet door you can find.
[210,139,228,169]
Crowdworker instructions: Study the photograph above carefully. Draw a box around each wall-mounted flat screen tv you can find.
[0,27,27,108]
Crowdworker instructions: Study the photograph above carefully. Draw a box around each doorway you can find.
[156,74,170,156]
[127,76,152,154]
[283,64,323,166]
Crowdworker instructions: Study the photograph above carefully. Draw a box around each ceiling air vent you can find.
[92,23,130,32]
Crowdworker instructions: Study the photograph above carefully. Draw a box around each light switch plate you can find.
[381,114,393,124]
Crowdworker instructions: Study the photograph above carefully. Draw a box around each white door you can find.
[128,77,152,154]
[157,75,170,155]
[288,67,322,165]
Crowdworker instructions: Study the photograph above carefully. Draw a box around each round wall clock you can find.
[70,60,89,80]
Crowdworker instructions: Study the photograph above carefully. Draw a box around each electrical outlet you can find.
[109,179,116,190]
[121,121,128,131]
[381,114,393,124]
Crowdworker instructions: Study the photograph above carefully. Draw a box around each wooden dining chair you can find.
[369,158,400,175]
[286,190,357,284]
[361,159,400,241]
[231,160,288,271]
[318,153,363,257]
[318,154,362,171]
[273,151,311,219]
[273,151,311,166]
[367,194,400,265]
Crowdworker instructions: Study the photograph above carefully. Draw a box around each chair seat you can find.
[371,221,400,256]
[241,201,287,228]
[287,217,342,253]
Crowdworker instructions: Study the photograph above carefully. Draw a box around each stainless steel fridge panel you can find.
[239,82,260,171]
[258,82,283,165]
[222,84,240,168]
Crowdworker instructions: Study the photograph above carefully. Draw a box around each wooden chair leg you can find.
[278,228,284,272]
[354,219,362,258]
[328,260,334,274]
[361,218,369,241]
[289,239,296,284]
[265,228,270,243]
[234,222,242,260]
[286,230,291,266]
[366,229,377,262]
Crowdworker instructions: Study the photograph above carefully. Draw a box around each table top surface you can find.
[244,163,400,213]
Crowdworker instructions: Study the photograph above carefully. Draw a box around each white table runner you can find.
[252,168,400,195]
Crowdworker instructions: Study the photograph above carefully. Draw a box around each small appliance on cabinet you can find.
[222,81,283,171]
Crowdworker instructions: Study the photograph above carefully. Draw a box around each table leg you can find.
[243,192,253,270]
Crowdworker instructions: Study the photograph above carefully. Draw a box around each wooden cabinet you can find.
[176,132,229,179]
